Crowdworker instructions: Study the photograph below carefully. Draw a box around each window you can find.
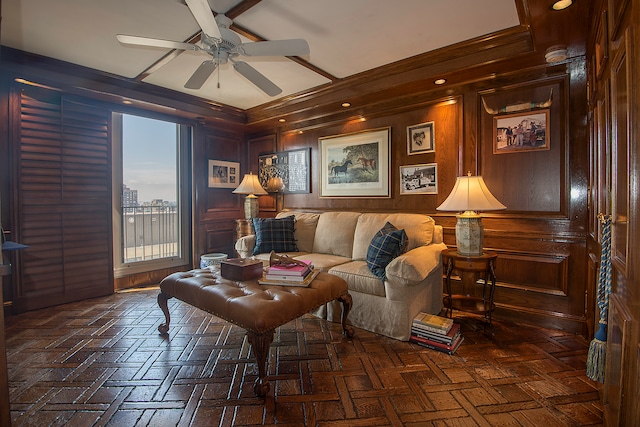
[112,113,191,277]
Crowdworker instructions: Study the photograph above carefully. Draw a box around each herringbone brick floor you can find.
[4,287,603,426]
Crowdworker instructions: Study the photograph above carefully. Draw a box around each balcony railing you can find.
[122,205,179,263]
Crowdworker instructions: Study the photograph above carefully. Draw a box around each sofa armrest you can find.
[235,234,256,258]
[385,242,447,286]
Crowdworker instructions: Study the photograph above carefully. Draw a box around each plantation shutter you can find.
[12,85,113,312]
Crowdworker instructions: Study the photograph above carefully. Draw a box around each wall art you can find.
[399,163,437,195]
[493,109,550,154]
[208,159,239,188]
[258,148,311,193]
[319,127,390,197]
[407,121,435,155]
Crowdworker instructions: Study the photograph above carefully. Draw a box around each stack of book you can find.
[410,312,463,355]
[259,259,319,287]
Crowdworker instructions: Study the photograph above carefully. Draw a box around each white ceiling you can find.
[2,0,520,110]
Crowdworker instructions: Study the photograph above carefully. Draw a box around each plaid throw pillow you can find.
[252,216,298,255]
[366,222,408,280]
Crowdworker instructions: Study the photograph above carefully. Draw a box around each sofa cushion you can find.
[292,253,352,272]
[312,211,361,258]
[328,261,386,297]
[352,213,435,259]
[252,216,298,255]
[366,222,408,280]
[276,211,320,253]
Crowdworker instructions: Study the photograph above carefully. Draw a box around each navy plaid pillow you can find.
[366,222,408,280]
[252,216,298,255]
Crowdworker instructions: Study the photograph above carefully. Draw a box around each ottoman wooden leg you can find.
[247,330,274,397]
[157,292,172,334]
[338,293,354,338]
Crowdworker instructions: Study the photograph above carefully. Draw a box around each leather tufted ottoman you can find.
[157,268,354,396]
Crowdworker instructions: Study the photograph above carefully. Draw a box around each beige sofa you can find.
[234,211,447,341]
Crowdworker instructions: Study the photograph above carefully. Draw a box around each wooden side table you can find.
[442,248,497,325]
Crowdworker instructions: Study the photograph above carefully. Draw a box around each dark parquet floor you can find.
[4,287,603,426]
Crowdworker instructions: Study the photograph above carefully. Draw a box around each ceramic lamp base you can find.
[244,195,259,219]
[455,213,484,256]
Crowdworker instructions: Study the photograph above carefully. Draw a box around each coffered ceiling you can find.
[1,0,583,110]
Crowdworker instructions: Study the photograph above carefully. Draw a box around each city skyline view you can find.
[122,114,178,204]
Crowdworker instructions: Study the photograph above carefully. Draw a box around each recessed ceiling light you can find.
[341,102,351,107]
[123,100,133,105]
[278,118,286,122]
[551,0,572,10]
[434,78,447,85]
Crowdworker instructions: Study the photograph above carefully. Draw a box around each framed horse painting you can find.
[319,127,391,197]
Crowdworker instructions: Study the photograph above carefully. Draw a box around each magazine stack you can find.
[258,259,319,287]
[410,312,463,355]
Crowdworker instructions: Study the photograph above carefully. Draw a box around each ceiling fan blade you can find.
[239,39,310,57]
[116,34,198,51]
[185,0,221,39]
[233,61,282,96]
[184,61,217,89]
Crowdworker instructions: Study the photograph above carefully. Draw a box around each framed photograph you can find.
[208,159,239,188]
[493,109,550,154]
[399,163,437,195]
[258,148,311,193]
[407,121,435,155]
[319,127,391,198]
[595,10,608,80]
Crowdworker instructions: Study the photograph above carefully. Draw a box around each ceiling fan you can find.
[116,0,310,96]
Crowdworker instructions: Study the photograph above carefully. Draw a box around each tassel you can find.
[586,322,607,383]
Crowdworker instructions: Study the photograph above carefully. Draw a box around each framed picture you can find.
[319,127,391,198]
[399,163,437,195]
[258,148,311,193]
[493,109,550,154]
[208,159,239,188]
[407,121,435,155]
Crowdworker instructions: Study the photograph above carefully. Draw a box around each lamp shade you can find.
[437,174,505,256]
[233,172,268,219]
[437,175,506,213]
[232,173,268,196]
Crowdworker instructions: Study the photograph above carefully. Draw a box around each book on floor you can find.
[411,322,461,345]
[409,333,464,355]
[412,312,454,333]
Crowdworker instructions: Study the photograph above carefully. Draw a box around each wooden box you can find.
[220,258,264,281]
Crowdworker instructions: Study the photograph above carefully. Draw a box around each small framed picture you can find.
[407,121,435,155]
[399,163,437,195]
[208,159,239,188]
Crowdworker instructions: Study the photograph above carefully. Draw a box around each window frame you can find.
[111,112,192,278]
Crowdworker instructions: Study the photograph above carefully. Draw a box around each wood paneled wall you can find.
[587,0,640,423]
[244,62,589,335]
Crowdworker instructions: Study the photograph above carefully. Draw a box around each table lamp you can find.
[437,172,506,256]
[233,172,268,219]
